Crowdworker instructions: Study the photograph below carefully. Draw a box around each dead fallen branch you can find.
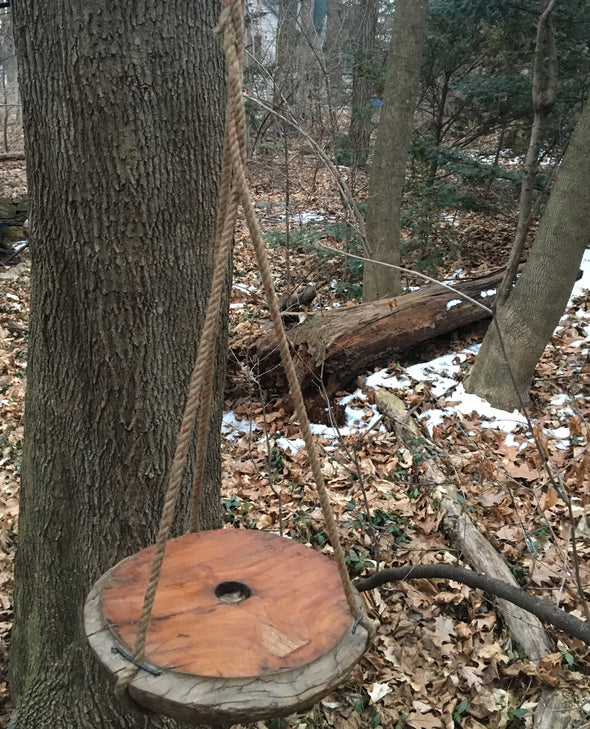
[372,390,577,727]
[354,564,590,646]
[0,152,25,162]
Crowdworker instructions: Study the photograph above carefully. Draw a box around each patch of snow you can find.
[280,211,325,224]
[571,249,590,299]
[233,282,254,295]
[366,368,410,391]
[344,406,366,426]
[417,383,527,438]
[339,389,363,406]
[480,289,496,298]
[546,426,571,450]
[446,299,462,311]
[367,348,526,443]
[221,411,260,441]
[275,436,305,454]
[406,352,470,380]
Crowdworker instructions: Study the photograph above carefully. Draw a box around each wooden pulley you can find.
[84,529,369,725]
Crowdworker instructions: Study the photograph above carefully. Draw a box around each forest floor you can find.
[0,139,589,729]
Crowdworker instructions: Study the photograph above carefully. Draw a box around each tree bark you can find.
[274,0,300,112]
[11,1,226,727]
[346,0,378,168]
[363,0,429,302]
[294,0,325,130]
[496,0,558,306]
[465,95,590,411]
[253,266,509,394]
[323,0,347,105]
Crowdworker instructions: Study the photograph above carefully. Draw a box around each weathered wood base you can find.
[84,530,369,725]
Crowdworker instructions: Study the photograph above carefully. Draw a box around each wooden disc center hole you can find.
[215,581,252,604]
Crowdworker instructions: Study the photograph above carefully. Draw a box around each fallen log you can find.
[0,152,25,162]
[253,266,508,394]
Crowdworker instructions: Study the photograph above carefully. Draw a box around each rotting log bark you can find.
[371,391,578,728]
[253,266,511,394]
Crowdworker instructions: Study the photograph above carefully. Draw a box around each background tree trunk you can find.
[323,0,347,105]
[362,0,429,302]
[346,0,378,168]
[0,9,20,144]
[294,0,325,130]
[496,0,558,305]
[274,0,300,113]
[11,1,226,727]
[465,96,590,411]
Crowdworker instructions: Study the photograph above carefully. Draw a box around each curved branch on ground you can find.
[354,564,590,647]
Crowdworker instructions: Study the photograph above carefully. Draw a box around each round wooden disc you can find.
[84,530,369,724]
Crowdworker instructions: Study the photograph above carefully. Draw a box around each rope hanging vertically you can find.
[116,0,369,701]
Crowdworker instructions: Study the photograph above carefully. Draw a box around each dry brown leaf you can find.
[536,652,562,687]
[405,710,443,729]
[541,488,560,510]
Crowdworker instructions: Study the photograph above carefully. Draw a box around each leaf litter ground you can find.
[0,147,589,729]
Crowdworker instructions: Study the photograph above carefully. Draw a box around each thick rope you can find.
[217,0,363,622]
[116,0,367,699]
[189,7,247,531]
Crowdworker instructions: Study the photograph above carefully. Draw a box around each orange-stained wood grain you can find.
[100,530,354,678]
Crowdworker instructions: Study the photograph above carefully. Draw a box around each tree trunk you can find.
[274,0,300,112]
[0,11,19,123]
[362,0,429,302]
[11,1,226,727]
[496,0,558,305]
[323,0,347,105]
[465,96,590,411]
[294,0,325,130]
[346,0,378,168]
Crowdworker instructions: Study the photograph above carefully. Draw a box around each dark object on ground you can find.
[0,220,14,254]
[278,283,317,312]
